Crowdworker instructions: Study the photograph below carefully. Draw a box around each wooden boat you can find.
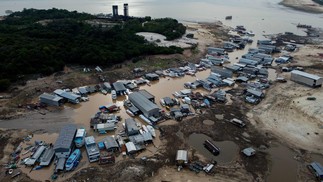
[204,140,220,156]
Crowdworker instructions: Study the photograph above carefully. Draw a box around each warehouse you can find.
[138,89,155,103]
[54,124,77,158]
[291,70,322,88]
[128,92,160,118]
[39,93,64,106]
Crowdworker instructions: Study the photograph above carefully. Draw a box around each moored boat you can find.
[126,109,135,117]
[74,128,86,148]
[146,125,156,138]
[65,149,82,171]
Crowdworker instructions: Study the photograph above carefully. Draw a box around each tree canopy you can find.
[0,9,186,91]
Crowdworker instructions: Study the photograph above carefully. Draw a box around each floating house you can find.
[291,70,322,88]
[128,92,160,118]
[210,66,233,78]
[145,73,159,81]
[54,89,80,104]
[85,136,100,162]
[54,124,77,158]
[104,136,119,152]
[112,82,127,95]
[125,118,140,136]
[39,93,64,106]
[246,88,265,98]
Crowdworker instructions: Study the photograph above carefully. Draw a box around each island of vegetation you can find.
[0,8,186,91]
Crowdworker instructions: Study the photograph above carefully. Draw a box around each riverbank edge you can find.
[280,0,323,14]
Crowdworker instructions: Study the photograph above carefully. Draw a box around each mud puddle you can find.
[188,133,239,164]
[267,143,299,182]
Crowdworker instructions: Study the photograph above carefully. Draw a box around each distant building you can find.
[112,5,118,17]
[124,3,129,17]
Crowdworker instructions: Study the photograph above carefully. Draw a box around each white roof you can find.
[291,70,322,80]
[176,150,188,161]
[75,129,86,138]
[125,142,137,153]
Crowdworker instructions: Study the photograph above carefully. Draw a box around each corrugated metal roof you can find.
[40,93,63,102]
[113,82,126,92]
[128,92,159,113]
[125,118,139,135]
[54,125,76,151]
[54,89,80,101]
[247,89,264,97]
[104,136,119,149]
[176,150,188,161]
[291,70,322,80]
[138,89,155,100]
[125,142,137,153]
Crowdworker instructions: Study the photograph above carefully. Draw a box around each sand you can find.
[281,0,323,13]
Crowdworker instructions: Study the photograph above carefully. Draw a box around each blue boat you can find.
[65,149,82,171]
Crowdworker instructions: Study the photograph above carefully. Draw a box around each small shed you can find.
[78,86,89,95]
[176,150,188,165]
[39,93,64,106]
[242,147,256,157]
[104,136,119,152]
[163,97,175,106]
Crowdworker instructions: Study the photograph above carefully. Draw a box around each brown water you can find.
[267,143,299,182]
[188,133,239,164]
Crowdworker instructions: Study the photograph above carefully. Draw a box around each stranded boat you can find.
[74,128,86,148]
[65,149,82,171]
[146,125,156,138]
[204,140,220,156]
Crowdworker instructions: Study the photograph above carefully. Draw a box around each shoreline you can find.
[280,0,323,14]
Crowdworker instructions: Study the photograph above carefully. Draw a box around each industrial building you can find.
[54,124,77,158]
[138,89,155,103]
[39,93,64,106]
[128,92,160,118]
[291,70,322,88]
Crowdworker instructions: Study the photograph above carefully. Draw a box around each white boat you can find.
[139,114,152,125]
[74,128,86,148]
[160,98,165,107]
[111,90,117,100]
[142,125,149,133]
[146,125,156,138]
[126,109,135,117]
[139,129,144,134]
[65,149,82,171]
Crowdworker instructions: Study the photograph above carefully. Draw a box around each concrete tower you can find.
[124,3,129,17]
[112,5,118,17]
